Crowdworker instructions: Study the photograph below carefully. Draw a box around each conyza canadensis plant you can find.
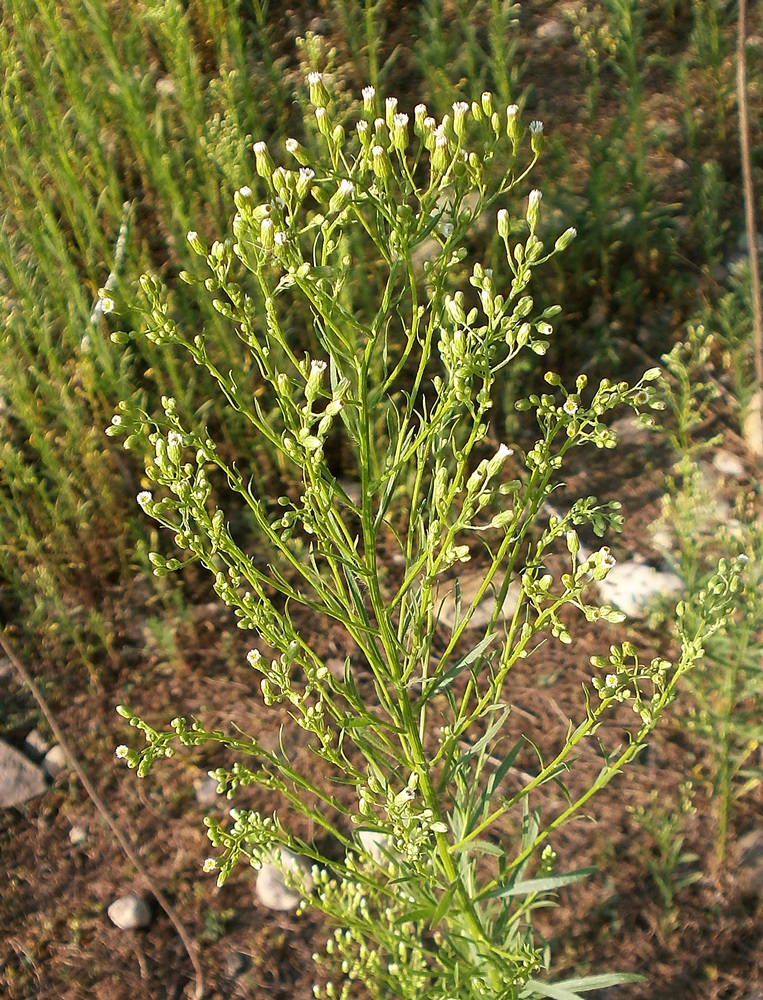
[107,77,745,1000]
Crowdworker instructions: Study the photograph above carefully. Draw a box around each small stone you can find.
[735,828,763,897]
[69,825,88,846]
[194,776,219,808]
[255,848,313,911]
[610,415,652,447]
[0,739,47,808]
[107,893,152,930]
[596,561,683,619]
[435,570,520,632]
[42,744,67,778]
[358,829,392,865]
[23,729,51,762]
[712,449,745,479]
[226,951,251,978]
[535,19,568,42]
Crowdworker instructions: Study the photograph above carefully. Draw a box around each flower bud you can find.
[452,101,469,142]
[481,91,494,117]
[329,178,356,214]
[260,217,275,250]
[554,227,577,252]
[252,141,275,179]
[414,103,427,134]
[497,208,510,239]
[506,104,520,146]
[362,85,376,116]
[314,106,330,136]
[296,167,315,200]
[385,96,398,128]
[285,137,308,165]
[431,131,449,173]
[186,230,205,255]
[529,119,544,155]
[307,71,329,107]
[391,112,409,152]
[526,189,542,234]
[371,144,391,183]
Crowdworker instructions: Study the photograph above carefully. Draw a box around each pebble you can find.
[107,893,152,930]
[23,729,51,762]
[712,448,745,479]
[42,744,67,778]
[255,848,313,911]
[434,570,520,632]
[535,19,569,42]
[69,824,88,846]
[225,951,251,978]
[358,829,392,865]
[194,776,220,808]
[0,738,47,808]
[596,560,683,619]
[735,828,763,897]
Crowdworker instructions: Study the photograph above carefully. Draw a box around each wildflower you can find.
[362,85,376,114]
[274,231,288,247]
[115,745,129,759]
[497,208,510,239]
[314,106,330,136]
[452,100,469,141]
[307,71,328,107]
[100,294,115,314]
[506,104,520,144]
[633,389,649,406]
[253,141,275,179]
[414,103,427,133]
[600,547,617,571]
[385,96,398,127]
[562,397,579,416]
[136,491,152,507]
[329,178,356,213]
[529,119,544,155]
[246,649,262,667]
[203,858,217,873]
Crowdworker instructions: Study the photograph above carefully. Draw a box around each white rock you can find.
[712,449,745,479]
[435,570,520,631]
[535,19,568,42]
[597,561,683,619]
[358,829,392,865]
[255,848,313,911]
[69,825,88,846]
[42,744,67,777]
[0,738,47,808]
[23,729,51,761]
[107,893,152,930]
[194,776,219,807]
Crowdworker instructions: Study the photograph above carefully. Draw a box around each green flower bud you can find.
[252,141,275,179]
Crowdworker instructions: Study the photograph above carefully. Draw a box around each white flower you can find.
[310,360,328,376]
[599,547,617,571]
[237,185,252,198]
[495,443,512,461]
[167,431,183,447]
[136,491,152,507]
[274,231,288,246]
[528,189,543,209]
[115,745,129,759]
[307,72,323,85]
[203,858,217,873]
[252,140,267,155]
[529,120,544,134]
[562,397,579,416]
[605,674,618,689]
[285,138,299,153]
[100,294,115,314]
[186,230,198,242]
[362,86,375,101]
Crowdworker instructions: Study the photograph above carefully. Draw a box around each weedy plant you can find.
[110,78,745,1000]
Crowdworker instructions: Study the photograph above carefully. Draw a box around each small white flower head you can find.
[307,72,328,107]
[528,189,543,209]
[633,389,649,406]
[310,359,328,376]
[307,71,323,85]
[115,745,129,759]
[246,648,262,667]
[202,858,217,873]
[99,293,115,314]
[600,547,617,571]
[362,85,376,101]
[562,396,579,416]
[495,443,512,461]
[285,138,299,153]
[238,185,252,199]
[452,100,469,140]
[314,105,330,135]
[187,230,197,242]
[137,491,152,507]
[423,116,436,132]
[111,414,122,426]
[399,786,416,803]
[605,674,619,690]
[439,221,454,239]
[529,119,544,154]
[356,118,369,136]
[167,431,183,447]
[274,230,288,247]
[414,103,427,130]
